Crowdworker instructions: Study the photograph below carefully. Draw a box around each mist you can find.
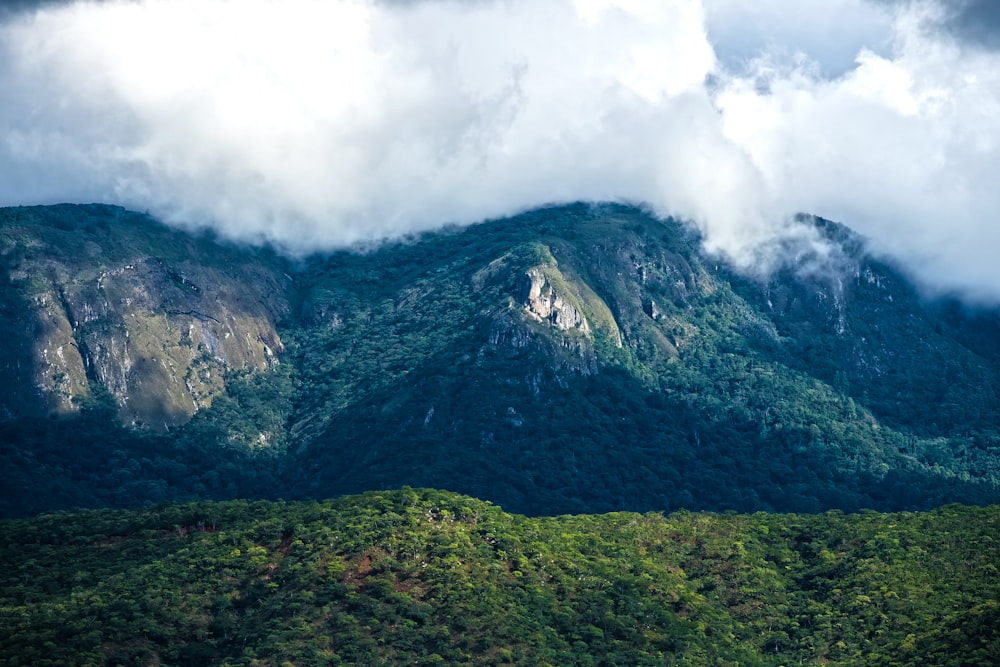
[2,0,1000,300]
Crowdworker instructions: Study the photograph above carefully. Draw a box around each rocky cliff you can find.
[0,204,289,429]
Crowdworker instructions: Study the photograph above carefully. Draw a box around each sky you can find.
[2,0,1000,301]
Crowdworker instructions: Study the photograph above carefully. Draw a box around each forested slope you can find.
[2,203,1000,517]
[274,203,1000,514]
[1,490,997,666]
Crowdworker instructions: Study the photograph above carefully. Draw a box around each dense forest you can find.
[1,489,997,666]
[3,205,1000,665]
[2,203,1000,517]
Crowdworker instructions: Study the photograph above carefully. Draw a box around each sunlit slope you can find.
[0,204,289,426]
[2,203,1000,516]
[1,490,997,666]
[285,204,1000,514]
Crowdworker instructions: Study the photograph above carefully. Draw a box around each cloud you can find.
[0,0,733,247]
[2,0,1000,301]
[0,0,68,17]
[714,0,1000,300]
[946,0,1000,48]
[870,0,1000,50]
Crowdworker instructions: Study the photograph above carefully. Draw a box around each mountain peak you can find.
[1,202,999,517]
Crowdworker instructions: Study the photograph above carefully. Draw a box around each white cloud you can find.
[0,0,729,248]
[2,0,1000,301]
[714,1,1000,299]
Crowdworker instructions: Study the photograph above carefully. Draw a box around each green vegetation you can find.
[281,203,1000,515]
[1,489,997,666]
[3,205,999,663]
[2,203,1000,518]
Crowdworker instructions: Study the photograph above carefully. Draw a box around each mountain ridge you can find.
[1,202,999,517]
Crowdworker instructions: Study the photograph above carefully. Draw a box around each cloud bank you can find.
[2,0,1000,300]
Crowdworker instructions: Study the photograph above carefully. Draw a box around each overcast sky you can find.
[2,0,1000,300]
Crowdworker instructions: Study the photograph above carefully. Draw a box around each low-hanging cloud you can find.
[2,0,1000,301]
[715,0,1000,300]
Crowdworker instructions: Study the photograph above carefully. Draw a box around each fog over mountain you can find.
[3,0,1000,299]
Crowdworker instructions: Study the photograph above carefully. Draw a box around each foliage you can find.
[280,203,1000,515]
[0,490,997,666]
[2,203,1000,518]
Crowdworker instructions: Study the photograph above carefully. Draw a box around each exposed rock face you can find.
[70,259,283,428]
[482,314,533,356]
[519,268,590,333]
[0,205,289,429]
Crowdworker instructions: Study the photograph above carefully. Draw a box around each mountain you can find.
[0,204,289,427]
[2,489,998,666]
[2,202,1000,516]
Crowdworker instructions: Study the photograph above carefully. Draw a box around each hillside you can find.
[2,203,1000,516]
[1,489,997,666]
[283,204,1000,514]
[0,203,290,426]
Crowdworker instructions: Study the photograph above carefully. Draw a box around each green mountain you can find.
[0,204,288,426]
[2,489,997,666]
[2,202,1000,516]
